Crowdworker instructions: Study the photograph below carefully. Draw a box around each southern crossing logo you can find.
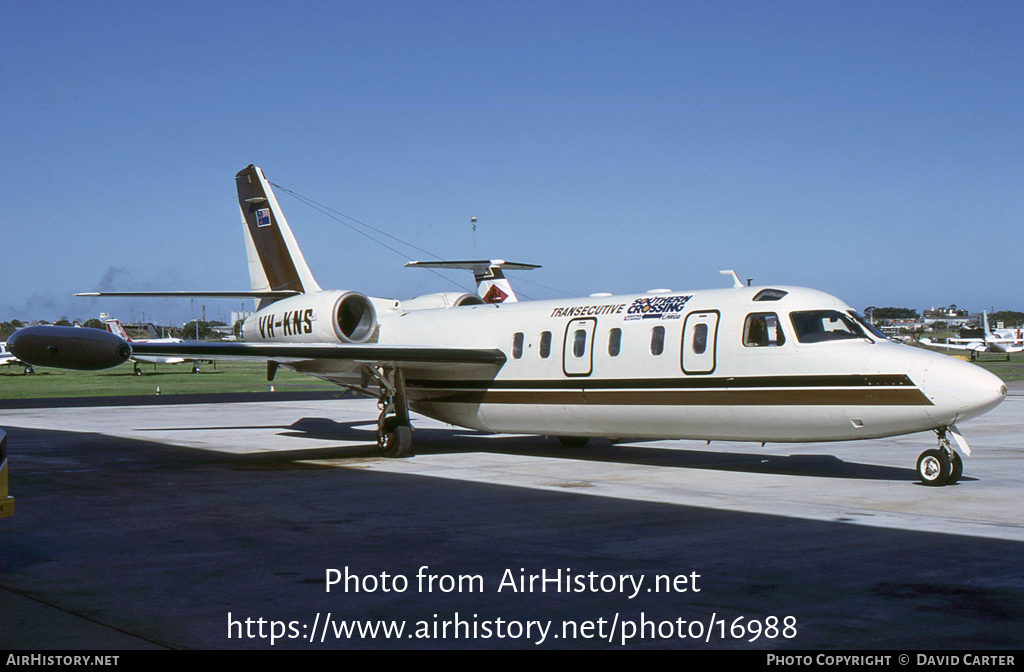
[256,208,272,227]
[624,295,693,321]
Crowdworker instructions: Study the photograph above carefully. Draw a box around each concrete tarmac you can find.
[0,388,1022,649]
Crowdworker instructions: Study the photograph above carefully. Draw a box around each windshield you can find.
[848,311,887,341]
[789,310,868,344]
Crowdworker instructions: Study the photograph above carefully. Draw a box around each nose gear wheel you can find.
[917,428,962,486]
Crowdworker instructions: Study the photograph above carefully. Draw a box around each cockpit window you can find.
[744,312,785,347]
[848,311,886,341]
[789,310,868,344]
[752,289,788,302]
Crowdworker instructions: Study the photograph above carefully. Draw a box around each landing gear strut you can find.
[917,428,963,486]
[372,367,413,458]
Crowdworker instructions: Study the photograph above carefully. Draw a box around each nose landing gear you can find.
[917,428,963,486]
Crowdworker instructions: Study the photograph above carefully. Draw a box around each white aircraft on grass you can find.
[9,165,1007,487]
[920,311,1024,359]
[0,341,33,374]
[102,316,205,375]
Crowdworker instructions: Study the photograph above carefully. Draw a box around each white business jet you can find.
[9,165,1006,487]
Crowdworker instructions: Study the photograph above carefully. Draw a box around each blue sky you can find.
[2,1,1021,326]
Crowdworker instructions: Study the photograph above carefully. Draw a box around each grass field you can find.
[0,360,338,399]
[1,349,1021,400]
[962,352,1024,382]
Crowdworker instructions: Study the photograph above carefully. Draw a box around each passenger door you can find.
[563,318,596,377]
[681,311,719,375]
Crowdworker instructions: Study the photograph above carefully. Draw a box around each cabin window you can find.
[539,331,552,358]
[743,313,786,347]
[572,329,587,357]
[650,326,665,355]
[789,310,866,344]
[608,328,622,357]
[692,323,708,354]
[512,332,524,359]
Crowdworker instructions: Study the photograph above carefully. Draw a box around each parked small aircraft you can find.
[102,316,205,374]
[9,165,1006,486]
[921,312,1024,359]
[0,342,33,374]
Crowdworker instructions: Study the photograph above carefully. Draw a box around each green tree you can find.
[0,321,24,340]
[988,311,1024,327]
[865,307,920,321]
[179,321,218,340]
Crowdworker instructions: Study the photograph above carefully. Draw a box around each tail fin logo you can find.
[256,208,272,227]
[482,284,509,304]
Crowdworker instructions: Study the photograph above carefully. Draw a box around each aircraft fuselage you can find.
[243,284,1006,444]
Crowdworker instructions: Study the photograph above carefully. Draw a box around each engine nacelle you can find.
[400,292,485,311]
[7,326,132,370]
[242,290,379,343]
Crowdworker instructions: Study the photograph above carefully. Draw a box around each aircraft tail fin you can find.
[235,165,321,309]
[103,319,131,342]
[404,260,540,304]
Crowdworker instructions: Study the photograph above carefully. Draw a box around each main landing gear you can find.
[373,367,413,458]
[916,428,964,487]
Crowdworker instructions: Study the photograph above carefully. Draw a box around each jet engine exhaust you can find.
[7,326,132,371]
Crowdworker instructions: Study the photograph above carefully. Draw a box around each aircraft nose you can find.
[920,356,1006,424]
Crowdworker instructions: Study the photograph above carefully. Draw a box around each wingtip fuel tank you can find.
[7,326,132,371]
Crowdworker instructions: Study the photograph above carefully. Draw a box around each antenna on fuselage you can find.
[720,270,744,289]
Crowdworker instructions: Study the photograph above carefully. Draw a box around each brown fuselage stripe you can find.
[407,374,916,391]
[409,387,933,406]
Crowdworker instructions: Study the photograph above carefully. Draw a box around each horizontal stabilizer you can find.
[406,259,540,304]
[405,260,540,273]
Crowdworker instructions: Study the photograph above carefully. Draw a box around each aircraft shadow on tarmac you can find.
[193,416,940,483]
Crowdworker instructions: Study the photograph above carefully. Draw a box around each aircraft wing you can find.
[922,337,1023,354]
[6,326,506,371]
[129,341,507,367]
[919,339,987,352]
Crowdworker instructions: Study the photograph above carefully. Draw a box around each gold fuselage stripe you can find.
[409,387,932,407]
